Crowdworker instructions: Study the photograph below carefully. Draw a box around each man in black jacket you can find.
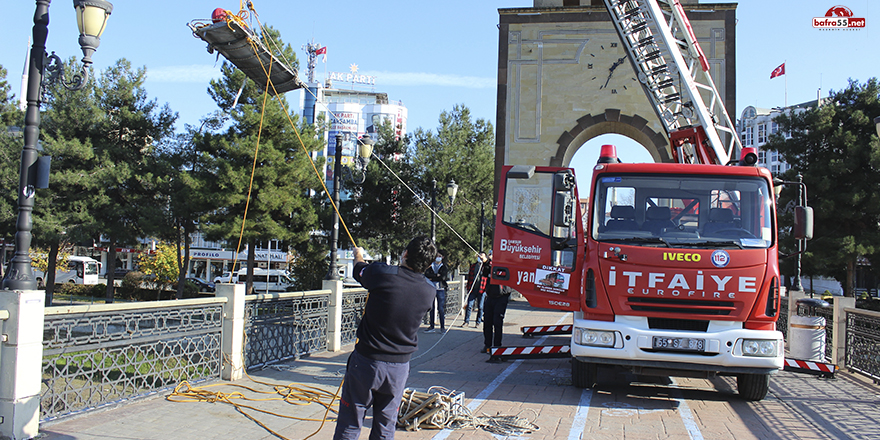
[423,253,449,333]
[482,254,514,360]
[334,236,437,440]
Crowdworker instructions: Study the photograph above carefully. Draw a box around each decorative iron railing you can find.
[244,291,330,369]
[41,298,225,421]
[845,308,880,383]
[342,288,369,345]
[778,298,789,340]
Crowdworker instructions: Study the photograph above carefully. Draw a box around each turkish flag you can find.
[770,63,785,79]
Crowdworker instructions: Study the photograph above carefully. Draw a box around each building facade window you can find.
[742,126,753,146]
[757,124,767,144]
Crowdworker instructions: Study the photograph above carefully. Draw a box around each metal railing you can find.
[38,279,464,422]
[41,298,226,421]
[845,308,880,383]
[341,287,369,345]
[420,280,464,326]
[778,298,789,340]
[244,290,331,369]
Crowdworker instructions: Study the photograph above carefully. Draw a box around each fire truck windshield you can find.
[592,174,774,249]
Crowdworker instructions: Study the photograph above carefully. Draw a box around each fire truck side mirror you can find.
[554,191,573,227]
[554,171,575,191]
[793,206,813,240]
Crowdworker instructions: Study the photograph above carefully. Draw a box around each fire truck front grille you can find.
[628,297,736,316]
[647,317,709,332]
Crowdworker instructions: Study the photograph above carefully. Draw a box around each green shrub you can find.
[183,281,200,298]
[91,283,107,298]
[56,282,92,297]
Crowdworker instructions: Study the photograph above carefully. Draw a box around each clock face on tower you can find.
[588,40,638,95]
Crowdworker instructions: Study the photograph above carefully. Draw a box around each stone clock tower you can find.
[495,0,737,179]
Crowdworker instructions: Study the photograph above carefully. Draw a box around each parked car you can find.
[186,277,216,292]
[213,272,234,284]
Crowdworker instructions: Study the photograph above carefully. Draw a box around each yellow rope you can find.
[246,10,358,249]
[178,3,484,437]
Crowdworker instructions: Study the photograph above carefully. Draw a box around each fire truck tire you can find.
[571,358,597,388]
[736,373,770,401]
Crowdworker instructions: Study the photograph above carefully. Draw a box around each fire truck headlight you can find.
[741,339,779,357]
[574,328,618,348]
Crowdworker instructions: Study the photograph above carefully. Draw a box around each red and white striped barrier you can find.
[520,325,573,336]
[783,357,838,378]
[489,345,571,359]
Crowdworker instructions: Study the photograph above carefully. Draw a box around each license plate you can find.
[652,336,705,352]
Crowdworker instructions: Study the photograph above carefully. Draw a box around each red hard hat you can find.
[212,8,228,23]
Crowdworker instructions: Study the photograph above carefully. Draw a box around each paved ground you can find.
[39,299,880,440]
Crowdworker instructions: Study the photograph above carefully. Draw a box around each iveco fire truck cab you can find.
[492,145,812,400]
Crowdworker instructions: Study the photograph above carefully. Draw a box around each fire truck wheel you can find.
[571,358,597,388]
[736,373,770,401]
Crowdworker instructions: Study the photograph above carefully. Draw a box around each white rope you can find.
[398,387,540,436]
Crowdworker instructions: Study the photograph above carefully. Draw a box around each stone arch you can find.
[549,109,671,167]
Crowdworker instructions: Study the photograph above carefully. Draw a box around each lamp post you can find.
[430,179,458,244]
[326,134,374,280]
[3,0,112,291]
[793,173,804,292]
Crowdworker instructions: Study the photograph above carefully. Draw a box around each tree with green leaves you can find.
[200,27,325,293]
[158,113,227,299]
[137,241,180,297]
[88,59,177,302]
[765,78,880,296]
[0,65,23,275]
[36,57,103,303]
[408,104,495,271]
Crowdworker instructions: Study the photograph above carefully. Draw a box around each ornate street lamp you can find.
[446,179,459,209]
[350,134,374,184]
[3,0,112,291]
[326,134,374,280]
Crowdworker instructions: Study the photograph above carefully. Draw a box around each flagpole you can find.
[784,59,787,108]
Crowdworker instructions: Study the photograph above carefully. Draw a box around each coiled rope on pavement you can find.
[398,387,540,436]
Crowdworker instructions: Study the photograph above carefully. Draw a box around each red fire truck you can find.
[490,0,813,401]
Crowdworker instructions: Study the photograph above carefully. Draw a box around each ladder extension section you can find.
[603,0,742,164]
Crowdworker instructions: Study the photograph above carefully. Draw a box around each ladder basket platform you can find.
[194,20,303,96]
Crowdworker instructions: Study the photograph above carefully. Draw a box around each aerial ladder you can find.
[603,0,742,165]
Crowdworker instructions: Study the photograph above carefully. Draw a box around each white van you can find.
[235,268,292,293]
[34,255,101,285]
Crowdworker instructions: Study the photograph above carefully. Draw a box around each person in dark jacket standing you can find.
[333,236,437,440]
[423,253,449,333]
[463,252,489,327]
[482,254,514,360]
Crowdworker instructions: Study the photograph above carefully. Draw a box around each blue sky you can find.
[3,1,877,186]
